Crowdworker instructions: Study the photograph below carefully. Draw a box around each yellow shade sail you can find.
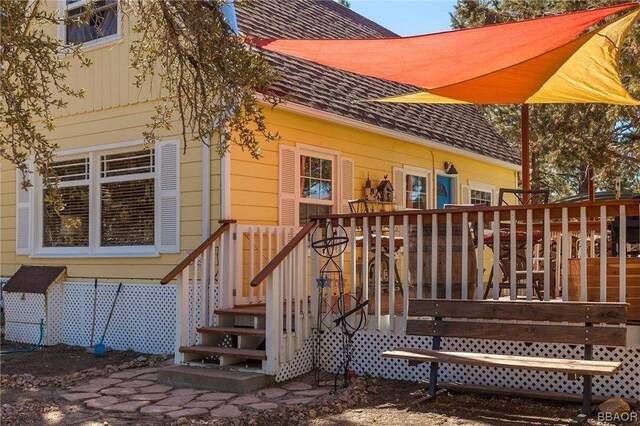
[376,9,640,105]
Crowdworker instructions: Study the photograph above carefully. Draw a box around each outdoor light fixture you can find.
[444,162,458,175]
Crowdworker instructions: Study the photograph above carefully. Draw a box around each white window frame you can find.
[434,169,459,207]
[297,146,339,213]
[58,0,122,50]
[402,165,433,210]
[467,180,496,206]
[32,141,162,257]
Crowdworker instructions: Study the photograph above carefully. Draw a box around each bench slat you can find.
[382,348,621,376]
[406,319,626,347]
[408,300,627,324]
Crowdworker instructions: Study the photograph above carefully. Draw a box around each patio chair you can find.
[498,188,549,206]
[349,199,402,299]
[484,188,555,299]
[348,198,370,214]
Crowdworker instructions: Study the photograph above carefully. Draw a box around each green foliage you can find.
[451,0,640,198]
[124,0,280,158]
[0,0,90,189]
[1,0,280,192]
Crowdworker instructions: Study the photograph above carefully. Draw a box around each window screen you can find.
[100,149,155,247]
[43,158,90,247]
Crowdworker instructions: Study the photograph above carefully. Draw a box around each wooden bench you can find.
[382,299,627,415]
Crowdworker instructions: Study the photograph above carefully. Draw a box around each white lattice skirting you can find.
[3,281,176,354]
[280,328,640,399]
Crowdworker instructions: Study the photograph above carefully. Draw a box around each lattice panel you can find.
[315,329,640,399]
[3,287,46,344]
[276,335,315,382]
[46,283,64,345]
[61,282,175,354]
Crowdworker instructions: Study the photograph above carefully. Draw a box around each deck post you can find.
[428,317,442,397]
[583,322,593,415]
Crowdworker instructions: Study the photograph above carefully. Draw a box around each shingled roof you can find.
[235,0,520,165]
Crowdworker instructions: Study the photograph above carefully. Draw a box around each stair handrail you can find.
[161,219,236,284]
[250,221,316,287]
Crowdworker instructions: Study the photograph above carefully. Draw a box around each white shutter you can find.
[279,145,298,226]
[340,157,354,213]
[493,189,500,206]
[15,164,32,255]
[461,184,471,204]
[393,167,405,210]
[157,141,180,253]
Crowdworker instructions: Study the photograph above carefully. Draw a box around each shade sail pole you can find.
[521,104,530,191]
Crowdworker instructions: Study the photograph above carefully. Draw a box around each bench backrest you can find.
[406,299,627,347]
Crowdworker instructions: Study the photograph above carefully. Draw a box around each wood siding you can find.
[230,107,518,225]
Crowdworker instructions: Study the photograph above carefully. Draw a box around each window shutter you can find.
[461,184,471,204]
[392,167,405,210]
[340,157,354,213]
[157,141,180,253]
[15,164,32,255]
[493,189,500,206]
[279,145,298,226]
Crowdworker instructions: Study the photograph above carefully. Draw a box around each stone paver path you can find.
[62,365,334,420]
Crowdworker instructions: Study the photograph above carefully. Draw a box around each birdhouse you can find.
[364,174,376,201]
[377,174,394,202]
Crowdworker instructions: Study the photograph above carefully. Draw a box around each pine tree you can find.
[451,0,639,197]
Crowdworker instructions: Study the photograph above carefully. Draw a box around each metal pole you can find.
[521,104,530,191]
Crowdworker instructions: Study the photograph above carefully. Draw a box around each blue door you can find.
[436,175,453,209]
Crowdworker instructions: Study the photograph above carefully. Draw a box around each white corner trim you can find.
[202,140,211,240]
[220,136,231,220]
[269,99,521,172]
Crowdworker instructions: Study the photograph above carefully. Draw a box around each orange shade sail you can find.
[255,2,640,105]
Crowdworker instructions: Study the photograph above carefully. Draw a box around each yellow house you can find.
[2,0,639,404]
[0,2,520,352]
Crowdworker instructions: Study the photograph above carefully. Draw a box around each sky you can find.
[349,0,457,36]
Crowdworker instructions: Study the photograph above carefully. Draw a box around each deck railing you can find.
[312,199,639,331]
[250,199,639,370]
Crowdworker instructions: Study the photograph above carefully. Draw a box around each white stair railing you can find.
[251,222,316,375]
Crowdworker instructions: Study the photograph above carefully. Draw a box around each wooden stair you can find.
[197,326,266,337]
[215,306,267,316]
[179,345,267,360]
[179,303,267,367]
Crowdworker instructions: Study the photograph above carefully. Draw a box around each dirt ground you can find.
[1,342,638,425]
[1,340,143,377]
[310,380,614,426]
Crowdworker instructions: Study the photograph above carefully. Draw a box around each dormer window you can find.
[64,0,119,45]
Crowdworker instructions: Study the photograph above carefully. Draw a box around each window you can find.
[43,158,90,247]
[17,141,179,256]
[299,154,334,225]
[99,150,155,247]
[405,174,428,209]
[64,0,118,45]
[470,188,492,205]
[42,149,155,250]
[394,166,432,210]
[35,145,171,255]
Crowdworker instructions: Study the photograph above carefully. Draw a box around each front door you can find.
[436,175,453,209]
